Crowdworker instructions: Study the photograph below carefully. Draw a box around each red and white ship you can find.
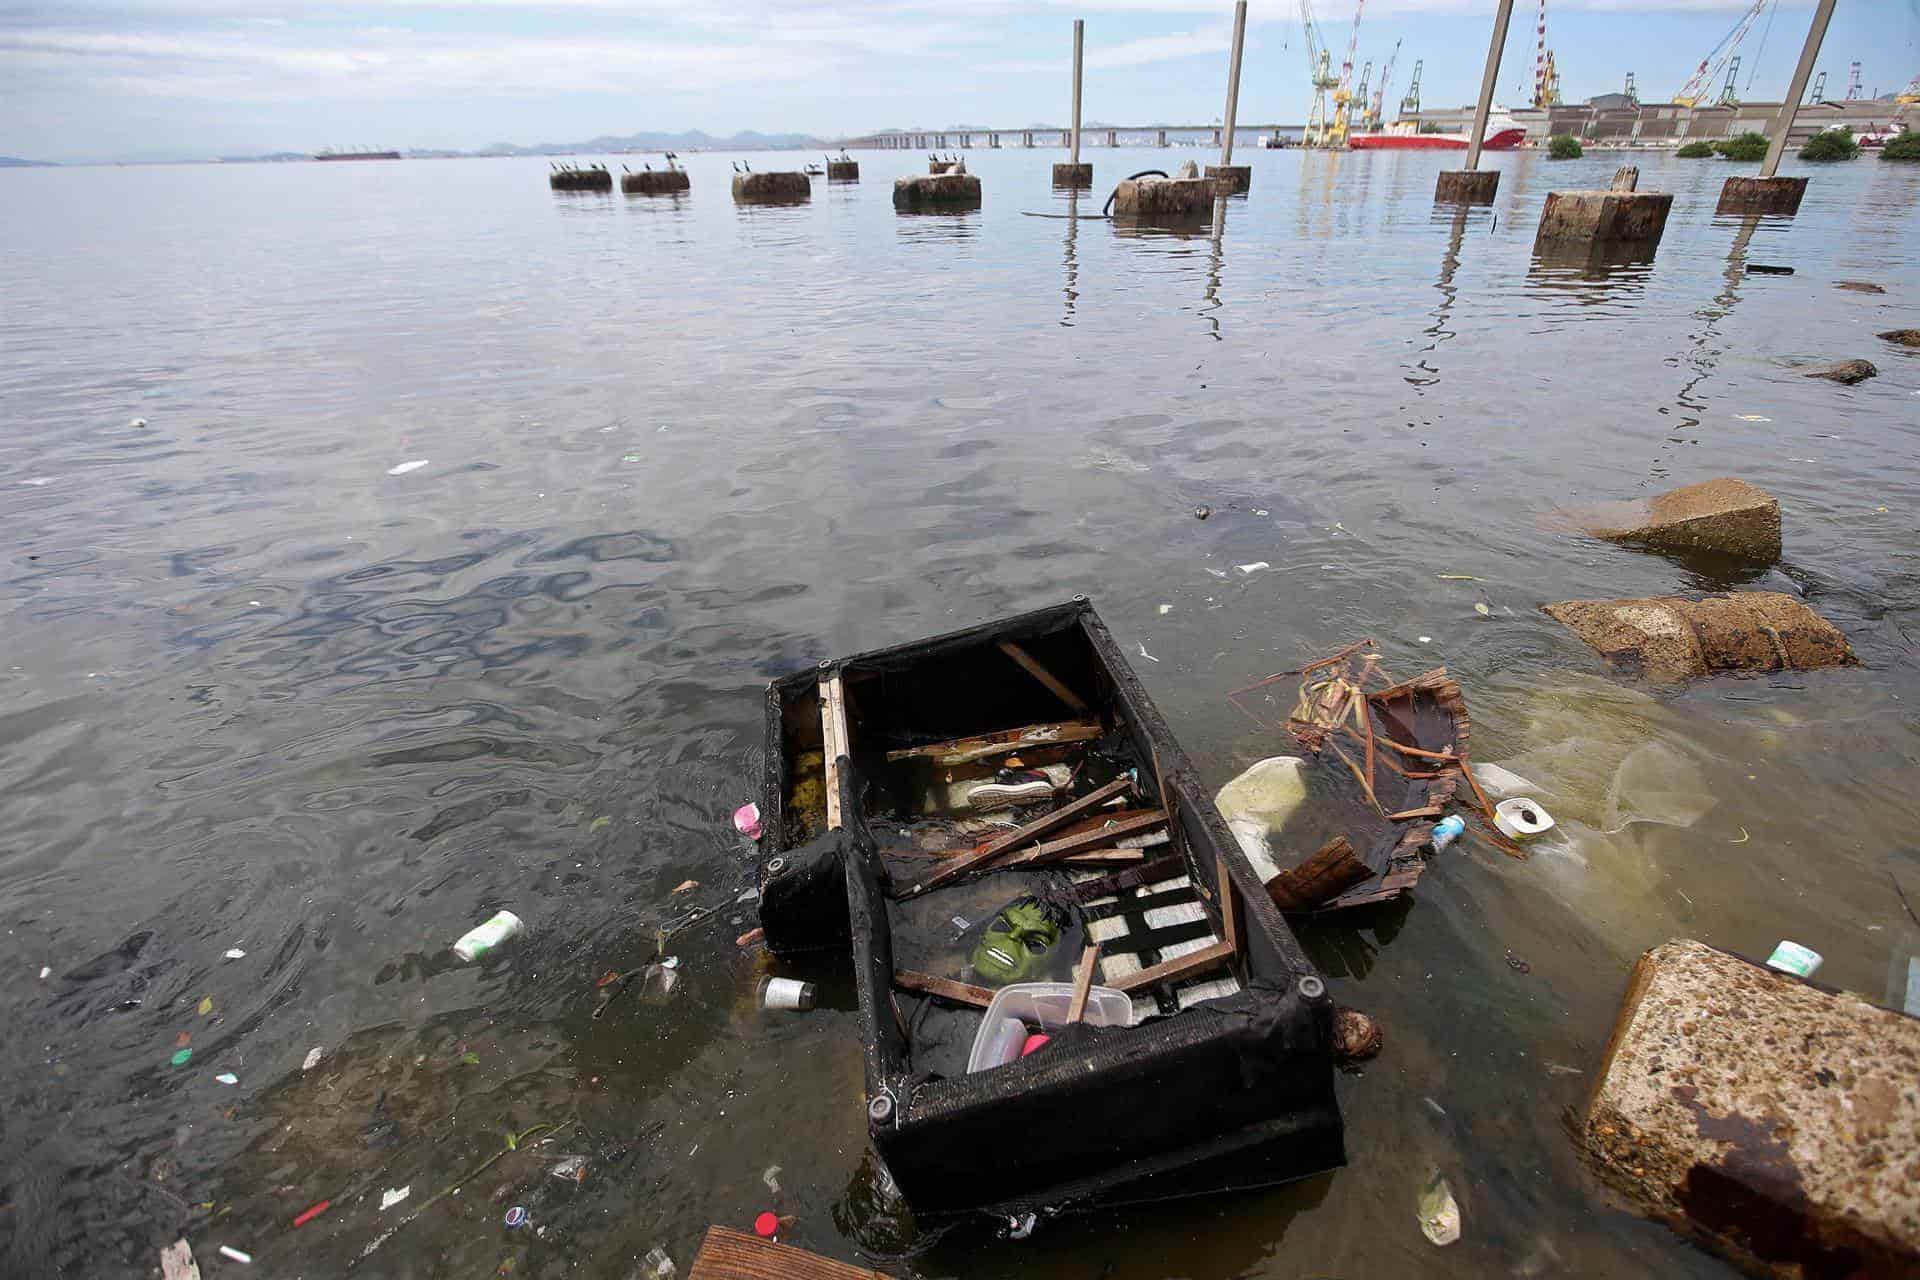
[1348,126,1528,151]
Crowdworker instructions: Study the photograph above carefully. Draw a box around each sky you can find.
[1,0,1916,162]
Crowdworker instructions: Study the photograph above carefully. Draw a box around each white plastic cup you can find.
[760,977,816,1011]
[452,910,525,963]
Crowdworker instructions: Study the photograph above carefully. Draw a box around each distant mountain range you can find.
[0,156,56,167]
[478,129,820,156]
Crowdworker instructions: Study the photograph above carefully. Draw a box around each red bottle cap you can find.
[754,1211,779,1238]
[1021,1033,1051,1056]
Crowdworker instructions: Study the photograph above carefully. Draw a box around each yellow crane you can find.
[1675,0,1769,107]
[1900,70,1920,105]
[1299,0,1342,148]
[1328,0,1368,147]
[1365,39,1402,133]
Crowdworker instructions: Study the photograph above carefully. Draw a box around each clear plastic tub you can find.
[965,981,1133,1074]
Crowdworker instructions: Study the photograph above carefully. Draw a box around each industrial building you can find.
[1403,95,1914,148]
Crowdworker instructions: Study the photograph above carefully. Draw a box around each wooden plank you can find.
[996,640,1089,713]
[898,776,1132,898]
[996,810,1168,871]
[1387,805,1445,821]
[689,1225,894,1280]
[1217,856,1240,957]
[882,719,1101,766]
[1061,849,1145,865]
[821,674,849,831]
[1108,940,1235,994]
[1266,836,1371,913]
[1066,944,1100,1022]
[893,969,994,1008]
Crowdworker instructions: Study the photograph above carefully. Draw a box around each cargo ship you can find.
[1349,125,1527,151]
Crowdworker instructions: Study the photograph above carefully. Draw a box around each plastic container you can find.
[759,977,816,1011]
[452,910,525,963]
[965,981,1132,1074]
[1493,797,1556,840]
[1766,940,1823,978]
[1429,815,1467,851]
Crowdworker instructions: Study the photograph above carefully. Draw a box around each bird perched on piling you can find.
[732,161,740,173]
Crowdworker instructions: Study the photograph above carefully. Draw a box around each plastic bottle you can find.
[452,910,525,963]
[759,977,817,1011]
[1429,815,1466,851]
[640,1247,677,1279]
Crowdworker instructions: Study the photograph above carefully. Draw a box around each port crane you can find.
[1623,72,1638,106]
[1531,0,1562,107]
[1299,0,1342,148]
[1675,0,1769,106]
[1328,0,1368,147]
[1808,70,1827,104]
[1400,58,1423,119]
[1364,39,1401,132]
[1900,70,1920,105]
[1718,56,1742,106]
[1844,60,1862,100]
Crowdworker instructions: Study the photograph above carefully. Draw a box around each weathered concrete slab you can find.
[1536,190,1674,246]
[1877,329,1920,348]
[1111,176,1213,218]
[1717,175,1808,216]
[826,160,859,181]
[1051,162,1092,188]
[1582,939,1920,1278]
[1577,478,1782,563]
[1802,359,1877,384]
[1207,164,1251,193]
[1436,170,1499,203]
[732,172,811,203]
[622,169,689,195]
[1543,592,1855,681]
[892,172,982,210]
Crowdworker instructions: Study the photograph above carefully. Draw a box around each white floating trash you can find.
[760,977,816,1011]
[1493,797,1556,840]
[1766,940,1822,978]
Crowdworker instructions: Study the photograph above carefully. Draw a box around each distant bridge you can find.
[843,125,1306,150]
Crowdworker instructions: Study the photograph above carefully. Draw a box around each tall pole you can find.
[1070,19,1084,167]
[1219,0,1248,167]
[1761,0,1836,178]
[1465,0,1516,171]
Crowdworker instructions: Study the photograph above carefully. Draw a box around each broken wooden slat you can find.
[1216,856,1240,957]
[893,969,994,1008]
[900,776,1132,898]
[820,674,849,831]
[1061,849,1146,865]
[689,1225,895,1280]
[882,718,1101,766]
[1266,836,1371,913]
[1109,940,1236,994]
[996,640,1089,714]
[1386,805,1445,821]
[1066,945,1101,1023]
[998,809,1168,870]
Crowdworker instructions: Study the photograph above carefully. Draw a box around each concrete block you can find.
[1610,165,1639,191]
[1582,939,1920,1278]
[731,172,811,203]
[1577,477,1781,563]
[1051,162,1092,188]
[1111,176,1213,218]
[892,172,982,211]
[549,168,611,192]
[621,169,689,195]
[1802,360,1877,385]
[1435,170,1499,203]
[1879,329,1920,348]
[1536,190,1674,247]
[1206,164,1251,193]
[1717,175,1808,216]
[826,160,859,182]
[1542,592,1855,681]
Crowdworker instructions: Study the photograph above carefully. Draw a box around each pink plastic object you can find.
[733,803,763,841]
[754,1211,779,1238]
[1020,1033,1051,1057]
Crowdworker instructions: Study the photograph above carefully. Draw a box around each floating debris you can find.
[1473,603,1491,617]
[672,880,699,895]
[1194,505,1211,520]
[224,949,246,960]
[1137,643,1160,663]
[302,1046,325,1071]
[292,1200,331,1228]
[170,1048,193,1067]
[38,966,49,980]
[551,1156,588,1182]
[386,460,430,476]
[198,996,214,1016]
[762,1164,782,1193]
[504,1206,530,1230]
[159,1240,198,1280]
[217,1246,252,1264]
[380,1186,411,1211]
[1236,561,1270,574]
[733,802,764,840]
[1158,604,1173,615]
[1418,1170,1462,1246]
[215,1072,239,1085]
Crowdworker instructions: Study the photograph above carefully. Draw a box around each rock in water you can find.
[1543,592,1855,682]
[1801,359,1877,384]
[1575,477,1781,563]
[1581,939,1920,1276]
[1877,329,1920,348]
[1835,281,1885,293]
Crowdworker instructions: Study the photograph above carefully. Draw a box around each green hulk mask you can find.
[970,896,1064,986]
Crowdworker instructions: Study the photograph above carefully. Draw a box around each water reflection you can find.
[1199,195,1229,341]
[1404,203,1481,387]
[1526,240,1657,293]
[1059,192,1080,328]
[893,211,979,242]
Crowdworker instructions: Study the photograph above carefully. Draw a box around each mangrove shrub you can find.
[1713,132,1769,162]
[1676,140,1716,158]
[1882,130,1920,161]
[1799,127,1860,161]
[1547,135,1583,160]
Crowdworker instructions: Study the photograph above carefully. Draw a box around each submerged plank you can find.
[689,1225,895,1280]
[894,970,994,1008]
[997,640,1090,713]
[881,719,1101,766]
[899,776,1132,898]
[997,810,1168,871]
[1265,837,1370,912]
[820,674,849,831]
[1109,939,1235,994]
